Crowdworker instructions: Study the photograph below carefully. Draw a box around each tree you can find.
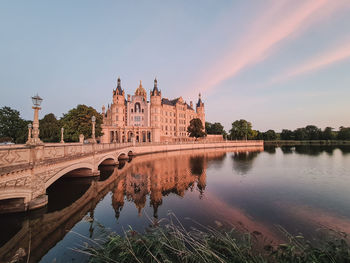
[39,113,60,142]
[187,118,205,140]
[281,129,294,140]
[322,127,335,140]
[304,125,321,140]
[205,122,227,137]
[229,119,253,140]
[60,105,103,142]
[263,130,277,141]
[338,126,350,140]
[254,130,264,140]
[294,128,307,140]
[0,106,29,143]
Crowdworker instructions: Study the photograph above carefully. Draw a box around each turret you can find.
[112,77,126,126]
[102,105,105,115]
[135,80,147,101]
[150,78,162,128]
[196,93,205,128]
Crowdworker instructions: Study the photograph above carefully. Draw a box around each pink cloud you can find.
[190,0,348,96]
[270,42,350,84]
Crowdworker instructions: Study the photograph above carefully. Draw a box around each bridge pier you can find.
[0,194,48,214]
[28,194,48,211]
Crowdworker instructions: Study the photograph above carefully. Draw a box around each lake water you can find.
[1,145,350,262]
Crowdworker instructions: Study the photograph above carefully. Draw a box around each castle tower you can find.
[196,93,205,129]
[150,78,162,142]
[112,77,126,127]
[150,78,162,129]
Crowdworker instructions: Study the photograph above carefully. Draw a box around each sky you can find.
[0,0,350,132]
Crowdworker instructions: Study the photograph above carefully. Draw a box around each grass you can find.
[76,213,350,263]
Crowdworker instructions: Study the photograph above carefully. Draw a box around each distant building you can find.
[101,78,205,143]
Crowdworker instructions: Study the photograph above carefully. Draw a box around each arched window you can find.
[135,103,141,113]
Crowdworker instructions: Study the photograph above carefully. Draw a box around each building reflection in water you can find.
[111,150,228,220]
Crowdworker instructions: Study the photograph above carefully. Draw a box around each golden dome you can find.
[135,80,147,100]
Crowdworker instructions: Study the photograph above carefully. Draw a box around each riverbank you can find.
[264,140,350,146]
[84,218,350,263]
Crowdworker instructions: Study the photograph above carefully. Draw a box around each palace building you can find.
[101,77,205,143]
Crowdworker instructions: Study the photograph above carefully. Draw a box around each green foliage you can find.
[338,127,350,140]
[0,106,29,143]
[229,119,253,140]
[278,126,344,141]
[187,118,205,139]
[84,217,350,263]
[60,105,103,142]
[281,129,294,140]
[322,127,336,140]
[263,130,277,141]
[205,122,227,137]
[39,113,60,142]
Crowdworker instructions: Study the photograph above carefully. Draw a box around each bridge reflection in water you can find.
[0,146,263,263]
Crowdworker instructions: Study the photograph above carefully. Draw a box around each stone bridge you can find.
[0,140,263,213]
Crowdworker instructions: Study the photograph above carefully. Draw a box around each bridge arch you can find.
[45,162,94,189]
[97,154,118,166]
[117,151,130,160]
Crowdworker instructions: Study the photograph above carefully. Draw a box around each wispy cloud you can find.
[190,0,348,96]
[269,41,350,85]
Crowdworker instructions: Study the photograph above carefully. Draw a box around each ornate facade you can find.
[101,78,205,143]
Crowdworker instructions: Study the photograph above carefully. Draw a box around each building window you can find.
[135,103,141,113]
[131,109,133,113]
[135,116,141,122]
[116,116,119,121]
[142,109,144,113]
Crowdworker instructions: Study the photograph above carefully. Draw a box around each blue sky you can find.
[1,0,350,131]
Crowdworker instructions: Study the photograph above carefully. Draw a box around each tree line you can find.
[205,119,350,141]
[0,105,103,143]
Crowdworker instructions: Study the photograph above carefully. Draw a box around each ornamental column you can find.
[27,94,43,145]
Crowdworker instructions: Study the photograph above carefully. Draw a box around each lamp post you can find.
[91,116,96,143]
[60,127,65,143]
[27,94,43,145]
[26,123,32,144]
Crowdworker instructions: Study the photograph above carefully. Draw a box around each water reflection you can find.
[280,146,293,154]
[264,146,276,154]
[111,151,225,219]
[339,145,350,154]
[231,150,260,175]
[270,145,350,156]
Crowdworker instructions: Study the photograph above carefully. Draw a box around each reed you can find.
[78,214,350,263]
